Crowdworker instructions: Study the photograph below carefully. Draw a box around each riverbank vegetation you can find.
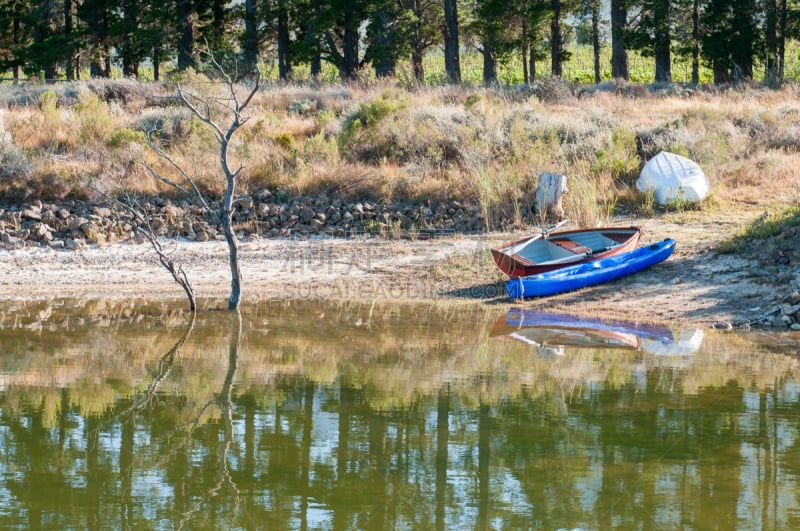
[719,205,800,265]
[1,77,799,232]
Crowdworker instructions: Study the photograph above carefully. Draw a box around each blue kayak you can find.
[507,239,676,299]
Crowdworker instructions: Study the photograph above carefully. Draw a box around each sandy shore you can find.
[0,210,792,327]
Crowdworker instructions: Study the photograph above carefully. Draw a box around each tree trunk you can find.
[443,0,461,84]
[153,45,161,81]
[211,0,226,49]
[482,42,497,85]
[374,8,396,78]
[65,0,74,80]
[341,11,359,80]
[121,1,137,77]
[410,0,425,84]
[713,60,730,84]
[653,0,671,82]
[592,3,601,83]
[610,0,629,80]
[778,0,786,82]
[243,0,259,75]
[411,48,424,84]
[221,173,242,310]
[550,0,562,77]
[277,0,292,81]
[310,0,322,77]
[731,4,754,84]
[177,0,195,71]
[522,45,529,85]
[691,0,699,84]
[35,0,58,81]
[86,2,111,78]
[521,21,529,84]
[765,0,778,82]
[12,7,21,82]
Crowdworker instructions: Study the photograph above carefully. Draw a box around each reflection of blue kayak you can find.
[504,309,674,345]
[491,308,703,355]
[492,309,673,350]
[507,239,676,299]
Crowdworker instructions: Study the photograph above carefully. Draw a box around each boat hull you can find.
[507,239,676,299]
[491,227,641,278]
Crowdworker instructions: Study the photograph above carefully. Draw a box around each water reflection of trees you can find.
[1,301,800,528]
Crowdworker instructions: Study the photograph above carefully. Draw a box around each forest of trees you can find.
[0,0,797,86]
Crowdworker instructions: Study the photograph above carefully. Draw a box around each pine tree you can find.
[0,1,29,80]
[701,0,760,84]
[610,0,628,80]
[471,0,521,84]
[626,0,674,83]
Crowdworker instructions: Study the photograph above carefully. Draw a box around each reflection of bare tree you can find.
[108,313,197,530]
[218,310,241,502]
[477,403,490,531]
[135,313,196,413]
[300,382,315,531]
[177,309,241,530]
[435,386,450,531]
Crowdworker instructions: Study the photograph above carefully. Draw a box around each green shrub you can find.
[718,206,800,254]
[339,92,410,161]
[593,126,640,186]
[302,132,340,164]
[108,127,147,147]
[0,142,31,178]
[289,99,317,115]
[40,91,59,129]
[75,89,115,144]
[275,132,294,150]
[464,93,482,110]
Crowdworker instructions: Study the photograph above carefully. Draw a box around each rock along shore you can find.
[0,190,490,251]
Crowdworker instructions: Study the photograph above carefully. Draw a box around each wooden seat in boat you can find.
[549,238,591,255]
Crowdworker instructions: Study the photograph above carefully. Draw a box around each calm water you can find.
[1,299,800,530]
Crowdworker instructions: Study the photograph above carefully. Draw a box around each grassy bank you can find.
[1,77,799,232]
[719,205,800,265]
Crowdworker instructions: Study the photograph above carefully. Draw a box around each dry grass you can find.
[1,79,798,226]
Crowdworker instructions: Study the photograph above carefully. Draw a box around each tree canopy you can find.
[0,0,798,85]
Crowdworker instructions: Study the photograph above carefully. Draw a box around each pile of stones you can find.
[749,291,800,330]
[724,291,800,330]
[0,190,493,250]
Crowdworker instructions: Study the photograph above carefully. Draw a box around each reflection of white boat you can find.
[491,309,703,356]
[506,332,566,358]
[641,329,704,356]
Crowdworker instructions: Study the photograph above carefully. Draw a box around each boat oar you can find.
[540,218,569,239]
[507,219,570,255]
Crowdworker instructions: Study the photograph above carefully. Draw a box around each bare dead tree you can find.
[90,184,197,312]
[136,49,261,311]
[176,63,260,310]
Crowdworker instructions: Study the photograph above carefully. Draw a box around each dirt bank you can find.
[0,207,796,328]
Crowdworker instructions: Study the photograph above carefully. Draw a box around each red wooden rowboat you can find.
[491,225,642,278]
